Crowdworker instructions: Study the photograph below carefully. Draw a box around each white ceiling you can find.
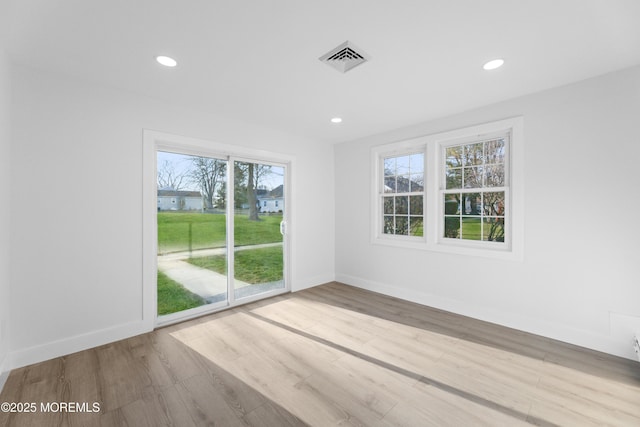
[6,0,640,144]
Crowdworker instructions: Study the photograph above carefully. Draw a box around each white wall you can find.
[0,21,12,383]
[8,65,335,368]
[6,56,638,373]
[335,65,640,359]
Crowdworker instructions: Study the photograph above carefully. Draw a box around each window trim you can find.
[372,142,428,250]
[371,117,524,260]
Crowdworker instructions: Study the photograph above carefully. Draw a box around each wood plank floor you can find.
[1,282,639,426]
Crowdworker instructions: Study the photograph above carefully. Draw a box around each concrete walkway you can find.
[157,242,283,302]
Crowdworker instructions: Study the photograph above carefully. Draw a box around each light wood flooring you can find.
[1,282,640,426]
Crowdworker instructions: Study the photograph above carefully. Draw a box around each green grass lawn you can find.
[157,271,206,315]
[447,216,504,241]
[461,217,482,240]
[158,212,283,315]
[158,211,282,254]
[188,246,283,284]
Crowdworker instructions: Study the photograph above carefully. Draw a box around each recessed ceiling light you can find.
[331,117,343,123]
[483,59,504,70]
[156,55,177,67]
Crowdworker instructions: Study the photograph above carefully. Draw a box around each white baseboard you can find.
[335,273,633,361]
[5,272,633,383]
[7,320,153,371]
[3,275,330,374]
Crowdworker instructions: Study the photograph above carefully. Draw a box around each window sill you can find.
[372,235,522,261]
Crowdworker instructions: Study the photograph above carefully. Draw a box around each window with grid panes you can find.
[442,134,508,244]
[382,152,424,237]
[371,117,522,259]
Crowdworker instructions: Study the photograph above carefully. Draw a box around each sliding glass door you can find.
[232,160,286,301]
[156,151,228,318]
[155,149,288,323]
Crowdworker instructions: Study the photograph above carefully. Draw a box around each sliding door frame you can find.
[143,130,293,328]
[227,155,289,307]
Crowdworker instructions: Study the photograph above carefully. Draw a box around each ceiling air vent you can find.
[319,41,369,73]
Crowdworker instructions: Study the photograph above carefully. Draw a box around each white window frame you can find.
[371,117,524,260]
[377,149,427,243]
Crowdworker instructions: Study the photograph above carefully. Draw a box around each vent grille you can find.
[319,41,369,73]
[326,47,364,62]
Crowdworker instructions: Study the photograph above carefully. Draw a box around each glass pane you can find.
[384,176,396,193]
[410,153,424,173]
[409,195,423,215]
[464,143,484,166]
[446,168,462,189]
[384,157,395,176]
[233,161,285,300]
[486,138,506,164]
[463,166,483,188]
[446,146,463,168]
[397,175,412,192]
[444,216,460,238]
[409,217,423,237]
[384,197,394,215]
[385,153,424,194]
[444,194,460,215]
[396,156,410,175]
[483,217,505,242]
[410,173,424,191]
[395,196,408,214]
[395,216,408,235]
[485,164,505,187]
[157,151,227,315]
[383,216,394,234]
[461,217,482,240]
[462,193,482,215]
[484,191,506,216]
